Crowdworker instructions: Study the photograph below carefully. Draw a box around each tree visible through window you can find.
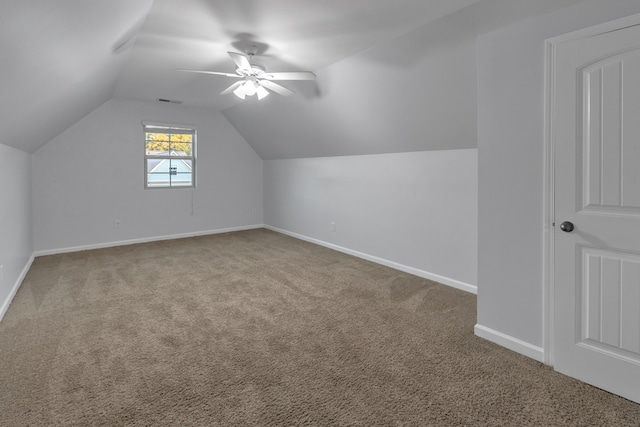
[144,123,196,188]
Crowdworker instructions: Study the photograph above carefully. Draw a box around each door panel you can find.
[581,248,640,356]
[553,21,640,404]
[581,50,640,214]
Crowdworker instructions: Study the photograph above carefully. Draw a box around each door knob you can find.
[560,221,574,232]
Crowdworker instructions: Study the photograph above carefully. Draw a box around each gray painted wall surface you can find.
[477,0,640,347]
[0,144,32,317]
[221,0,589,161]
[32,98,263,252]
[223,15,478,160]
[264,149,478,288]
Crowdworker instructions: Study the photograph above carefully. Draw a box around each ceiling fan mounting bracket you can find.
[246,45,259,57]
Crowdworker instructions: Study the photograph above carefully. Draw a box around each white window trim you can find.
[143,121,197,189]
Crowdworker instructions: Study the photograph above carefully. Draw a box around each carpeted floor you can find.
[0,229,639,426]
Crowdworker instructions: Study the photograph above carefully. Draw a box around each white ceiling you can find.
[0,0,154,153]
[1,0,586,155]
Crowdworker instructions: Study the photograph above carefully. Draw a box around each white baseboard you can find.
[33,224,265,257]
[0,254,35,322]
[474,324,544,362]
[264,225,477,295]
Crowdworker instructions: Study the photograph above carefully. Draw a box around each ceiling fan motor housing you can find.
[238,63,266,77]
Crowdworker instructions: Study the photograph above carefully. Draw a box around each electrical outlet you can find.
[114,220,121,229]
[330,221,336,232]
[0,265,3,282]
[251,209,256,216]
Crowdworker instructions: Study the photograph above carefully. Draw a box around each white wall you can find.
[0,144,32,319]
[264,149,478,291]
[477,0,640,351]
[33,98,263,253]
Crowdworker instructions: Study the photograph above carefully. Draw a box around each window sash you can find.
[144,127,195,157]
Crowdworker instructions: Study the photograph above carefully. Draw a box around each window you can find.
[144,123,196,188]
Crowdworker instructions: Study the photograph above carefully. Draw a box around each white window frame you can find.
[143,122,196,189]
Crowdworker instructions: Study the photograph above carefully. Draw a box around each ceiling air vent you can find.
[156,98,183,104]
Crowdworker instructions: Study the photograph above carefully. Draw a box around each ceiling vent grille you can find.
[156,98,183,104]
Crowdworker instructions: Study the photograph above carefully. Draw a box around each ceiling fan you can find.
[178,52,316,100]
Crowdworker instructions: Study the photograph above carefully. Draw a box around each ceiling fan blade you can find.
[221,81,245,95]
[263,71,316,81]
[177,69,240,77]
[228,52,252,73]
[259,80,294,97]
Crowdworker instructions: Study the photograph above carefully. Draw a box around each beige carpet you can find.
[0,229,638,426]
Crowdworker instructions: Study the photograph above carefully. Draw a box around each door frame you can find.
[543,12,640,367]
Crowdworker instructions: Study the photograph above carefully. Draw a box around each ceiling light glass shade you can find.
[256,84,269,100]
[233,84,246,99]
[243,80,257,96]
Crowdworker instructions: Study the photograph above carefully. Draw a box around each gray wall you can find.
[0,144,32,319]
[264,149,478,291]
[221,0,592,161]
[254,6,483,295]
[477,0,640,348]
[223,11,478,159]
[32,98,263,253]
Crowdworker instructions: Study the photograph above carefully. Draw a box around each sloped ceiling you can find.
[113,0,481,111]
[222,0,589,159]
[1,0,587,156]
[222,14,480,160]
[0,0,153,153]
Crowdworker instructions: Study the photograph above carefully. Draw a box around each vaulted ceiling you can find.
[1,0,586,156]
[1,0,154,153]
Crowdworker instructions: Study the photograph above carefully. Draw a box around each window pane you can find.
[170,133,193,143]
[146,133,193,156]
[146,158,193,188]
[170,159,193,186]
[146,132,170,155]
[146,158,170,187]
[169,141,192,156]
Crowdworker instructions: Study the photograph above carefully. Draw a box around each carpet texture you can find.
[1,229,639,426]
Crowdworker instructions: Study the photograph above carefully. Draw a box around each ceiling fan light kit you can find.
[178,51,315,101]
[256,84,269,100]
[243,80,257,97]
[230,79,269,100]
[233,84,246,100]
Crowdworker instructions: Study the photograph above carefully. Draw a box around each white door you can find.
[553,20,640,404]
